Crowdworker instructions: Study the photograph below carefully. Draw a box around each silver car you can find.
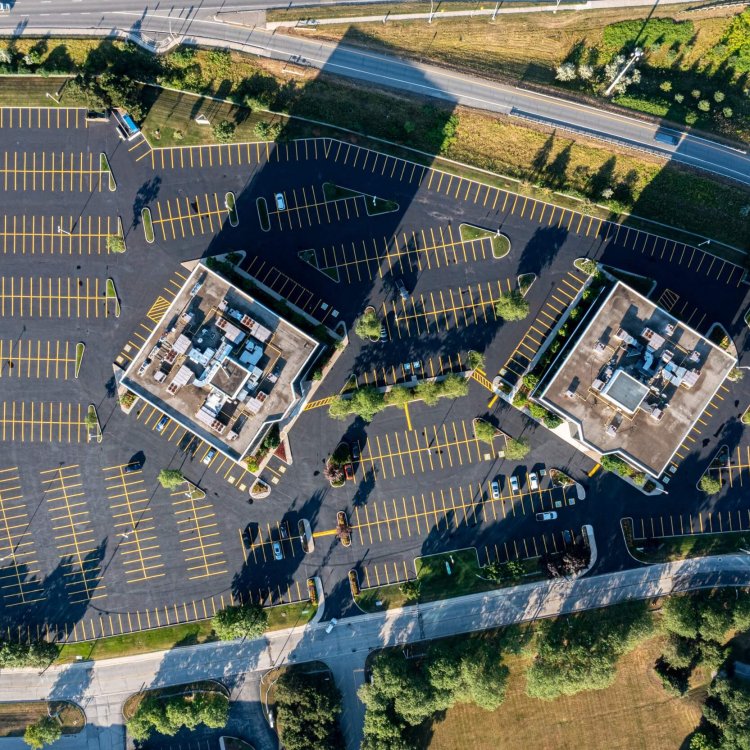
[272,541,283,561]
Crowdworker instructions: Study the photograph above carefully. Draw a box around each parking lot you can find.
[0,116,746,640]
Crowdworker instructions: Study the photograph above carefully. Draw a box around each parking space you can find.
[714,444,750,489]
[171,489,229,581]
[385,278,513,339]
[0,466,44,606]
[354,351,468,390]
[0,215,118,255]
[102,463,165,584]
[0,108,87,130]
[0,151,107,192]
[666,384,729,474]
[352,475,576,546]
[269,184,365,231]
[309,224,493,283]
[239,519,302,564]
[631,507,750,539]
[151,193,231,241]
[244,255,338,324]
[498,271,586,387]
[115,269,188,368]
[356,419,496,481]
[0,340,76,379]
[146,137,323,172]
[0,277,118,318]
[40,464,105,604]
[655,287,708,331]
[0,402,86,442]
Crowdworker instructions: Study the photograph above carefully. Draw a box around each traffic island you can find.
[74,343,85,379]
[141,208,154,243]
[86,404,101,443]
[459,223,510,258]
[106,278,120,317]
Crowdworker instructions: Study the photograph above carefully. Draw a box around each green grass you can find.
[742,407,750,425]
[459,224,510,258]
[141,208,154,243]
[0,702,85,737]
[518,273,536,295]
[630,532,750,563]
[323,182,399,215]
[323,182,360,201]
[99,153,116,191]
[266,600,316,629]
[106,278,120,318]
[0,76,72,106]
[355,549,543,612]
[225,191,238,227]
[74,343,84,379]
[256,198,270,231]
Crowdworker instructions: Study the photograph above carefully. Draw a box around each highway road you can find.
[5,552,750,750]
[1,2,749,187]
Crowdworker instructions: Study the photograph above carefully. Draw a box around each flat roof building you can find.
[537,281,736,479]
[121,262,320,463]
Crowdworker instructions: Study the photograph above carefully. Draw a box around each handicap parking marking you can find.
[114,269,188,368]
[0,215,117,255]
[384,279,513,340]
[40,464,106,604]
[0,340,76,379]
[1,150,107,192]
[0,466,44,606]
[171,489,229,581]
[102,464,165,583]
[311,224,492,283]
[356,419,491,481]
[244,255,335,324]
[151,192,230,241]
[498,271,586,388]
[0,402,86,442]
[0,276,118,318]
[0,107,87,130]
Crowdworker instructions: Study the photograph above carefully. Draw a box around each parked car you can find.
[563,529,573,545]
[351,442,360,461]
[536,511,558,522]
[202,448,217,465]
[491,480,500,500]
[529,472,539,491]
[344,463,354,481]
[325,617,338,634]
[280,522,289,539]
[395,278,409,302]
[274,192,286,210]
[379,323,388,342]
[156,415,169,433]
[272,541,283,560]
[509,475,520,494]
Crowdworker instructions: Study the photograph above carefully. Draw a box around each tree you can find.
[212,119,235,143]
[354,310,381,340]
[504,437,530,460]
[437,374,469,399]
[106,235,126,253]
[415,380,439,406]
[399,579,420,602]
[127,692,229,741]
[601,454,635,477]
[212,601,267,640]
[495,290,529,321]
[157,469,184,489]
[699,474,721,495]
[698,99,711,112]
[555,62,577,81]
[467,350,485,370]
[385,385,412,409]
[275,669,344,750]
[23,718,61,750]
[474,420,497,445]
[84,411,98,428]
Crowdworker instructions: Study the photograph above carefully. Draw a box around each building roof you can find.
[538,281,736,478]
[121,262,320,462]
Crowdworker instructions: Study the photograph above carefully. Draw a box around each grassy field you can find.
[0,702,85,737]
[356,549,543,612]
[629,531,750,564]
[425,637,705,750]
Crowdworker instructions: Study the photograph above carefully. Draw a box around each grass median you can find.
[0,702,85,737]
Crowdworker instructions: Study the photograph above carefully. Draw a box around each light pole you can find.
[56,226,71,236]
[698,239,711,248]
[428,0,434,24]
[491,1,499,21]
[604,48,643,97]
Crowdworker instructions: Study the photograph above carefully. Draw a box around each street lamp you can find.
[56,226,71,236]
[698,239,711,248]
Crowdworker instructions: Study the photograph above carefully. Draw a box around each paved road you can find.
[5,552,750,750]
[2,3,749,187]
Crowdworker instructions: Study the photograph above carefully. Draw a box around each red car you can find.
[344,463,354,481]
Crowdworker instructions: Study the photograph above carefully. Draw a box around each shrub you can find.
[691,89,701,99]
[157,469,184,489]
[555,63,577,82]
[212,119,236,143]
[713,91,725,103]
[674,93,684,104]
[212,601,267,640]
[601,454,635,477]
[543,412,563,429]
[415,380,439,406]
[523,373,540,390]
[699,474,721,495]
[23,718,61,750]
[723,107,734,118]
[474,420,498,444]
[512,391,528,409]
[698,100,711,112]
[107,235,126,253]
[660,81,672,93]
[467,350,485,371]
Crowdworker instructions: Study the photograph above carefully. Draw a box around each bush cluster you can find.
[127,691,229,741]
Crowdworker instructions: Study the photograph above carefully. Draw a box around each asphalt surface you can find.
[1,1,748,187]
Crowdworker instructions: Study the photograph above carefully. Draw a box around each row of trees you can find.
[275,669,344,750]
[328,375,468,422]
[360,635,516,749]
[127,691,229,741]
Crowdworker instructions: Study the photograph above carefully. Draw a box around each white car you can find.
[529,472,539,491]
[274,193,285,211]
[491,480,500,500]
[202,448,216,465]
[325,617,338,634]
[536,511,558,522]
[272,541,283,561]
[509,475,520,494]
